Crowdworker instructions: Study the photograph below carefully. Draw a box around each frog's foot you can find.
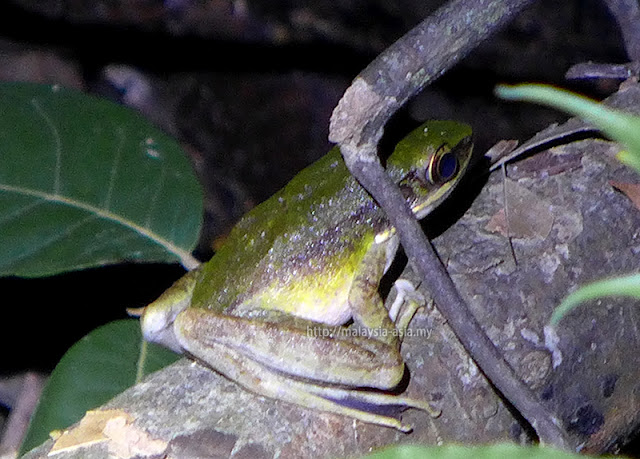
[180,332,439,432]
[388,279,428,335]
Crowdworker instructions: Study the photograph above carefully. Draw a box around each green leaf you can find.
[20,319,179,454]
[363,444,588,459]
[0,82,202,277]
[618,148,640,172]
[550,273,640,326]
[495,83,640,174]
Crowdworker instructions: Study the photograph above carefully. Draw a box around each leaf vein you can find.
[30,98,62,195]
[104,126,125,210]
[0,198,44,226]
[0,182,198,269]
[7,214,97,267]
[145,166,166,229]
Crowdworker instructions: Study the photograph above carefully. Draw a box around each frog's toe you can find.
[301,382,441,420]
[388,279,428,335]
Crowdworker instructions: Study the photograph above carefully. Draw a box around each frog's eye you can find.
[427,144,458,184]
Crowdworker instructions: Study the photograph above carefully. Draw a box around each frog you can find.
[141,120,473,432]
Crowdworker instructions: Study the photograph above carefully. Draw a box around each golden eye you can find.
[427,144,458,184]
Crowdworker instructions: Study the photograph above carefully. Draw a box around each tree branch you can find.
[329,0,573,450]
[602,0,640,61]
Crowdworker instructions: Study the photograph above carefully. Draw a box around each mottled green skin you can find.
[190,120,472,324]
[141,120,472,432]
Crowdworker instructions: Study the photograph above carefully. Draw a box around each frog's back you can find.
[191,120,473,320]
[192,146,385,317]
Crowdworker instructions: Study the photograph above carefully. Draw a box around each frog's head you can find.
[387,120,473,219]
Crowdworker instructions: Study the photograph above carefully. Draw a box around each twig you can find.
[329,0,572,450]
[565,61,640,80]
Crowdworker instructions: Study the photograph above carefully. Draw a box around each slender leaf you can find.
[0,82,202,277]
[550,274,640,325]
[363,444,588,459]
[20,319,179,454]
[495,83,640,173]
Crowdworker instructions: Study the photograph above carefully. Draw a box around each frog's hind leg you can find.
[174,308,406,390]
[176,330,437,432]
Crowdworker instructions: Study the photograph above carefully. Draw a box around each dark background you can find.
[0,0,631,438]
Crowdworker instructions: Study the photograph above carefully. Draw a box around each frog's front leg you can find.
[347,239,403,351]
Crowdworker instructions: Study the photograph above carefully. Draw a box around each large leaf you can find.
[0,82,202,277]
[20,319,179,454]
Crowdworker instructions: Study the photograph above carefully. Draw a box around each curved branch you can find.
[329,0,573,450]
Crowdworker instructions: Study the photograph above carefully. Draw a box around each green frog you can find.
[141,120,473,432]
